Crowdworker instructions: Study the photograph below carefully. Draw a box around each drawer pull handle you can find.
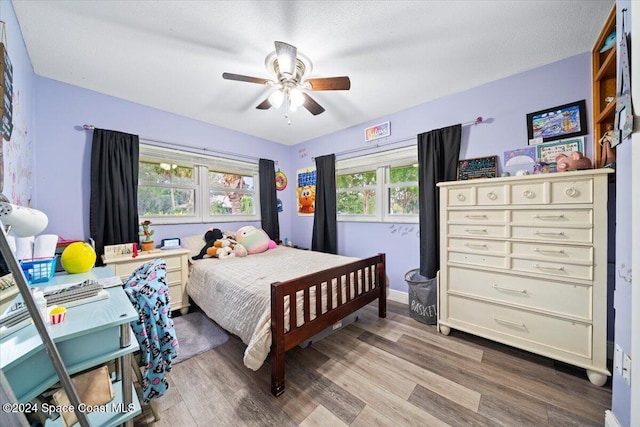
[464,214,488,219]
[464,228,487,234]
[493,317,526,329]
[533,247,565,254]
[487,191,498,200]
[533,263,565,271]
[457,193,466,201]
[533,214,565,220]
[523,189,535,199]
[493,284,527,294]
[533,231,565,236]
[465,243,488,249]
[565,187,579,197]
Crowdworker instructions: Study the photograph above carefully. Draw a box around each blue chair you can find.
[124,259,179,419]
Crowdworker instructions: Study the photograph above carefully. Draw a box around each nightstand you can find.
[103,248,190,314]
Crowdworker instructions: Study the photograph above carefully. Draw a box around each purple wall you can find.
[611,1,632,425]
[0,1,36,206]
[289,53,593,293]
[33,78,292,244]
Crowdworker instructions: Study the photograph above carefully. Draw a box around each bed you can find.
[183,239,386,396]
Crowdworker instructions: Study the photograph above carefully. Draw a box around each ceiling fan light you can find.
[268,90,284,108]
[289,87,305,108]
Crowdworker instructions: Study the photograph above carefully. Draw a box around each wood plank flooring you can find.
[134,301,612,426]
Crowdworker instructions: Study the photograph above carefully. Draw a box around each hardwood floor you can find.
[134,301,612,426]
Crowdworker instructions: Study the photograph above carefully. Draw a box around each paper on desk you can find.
[33,234,58,258]
[98,276,123,288]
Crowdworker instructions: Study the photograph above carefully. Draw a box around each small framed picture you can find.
[526,100,587,144]
[458,156,498,180]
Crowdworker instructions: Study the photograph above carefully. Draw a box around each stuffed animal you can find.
[191,228,224,260]
[298,186,315,214]
[555,151,592,172]
[235,226,276,255]
[206,238,234,259]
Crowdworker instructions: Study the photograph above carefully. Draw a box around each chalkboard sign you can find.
[458,155,498,180]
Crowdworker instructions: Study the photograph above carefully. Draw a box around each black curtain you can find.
[90,129,140,266]
[418,124,461,279]
[259,158,280,241]
[312,154,337,254]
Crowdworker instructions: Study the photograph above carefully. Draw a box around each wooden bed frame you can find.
[269,253,386,396]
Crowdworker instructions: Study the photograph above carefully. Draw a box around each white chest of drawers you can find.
[103,248,190,315]
[437,169,612,385]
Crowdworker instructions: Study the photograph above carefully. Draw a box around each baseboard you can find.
[605,410,621,427]
[388,289,407,304]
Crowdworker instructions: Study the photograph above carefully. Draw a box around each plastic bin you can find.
[405,269,437,325]
[19,256,58,284]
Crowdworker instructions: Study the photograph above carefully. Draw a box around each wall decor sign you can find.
[458,155,498,180]
[535,137,585,164]
[296,167,316,215]
[526,100,587,144]
[364,121,390,142]
[275,170,287,191]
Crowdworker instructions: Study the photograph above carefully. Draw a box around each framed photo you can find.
[536,137,585,164]
[458,155,498,180]
[526,100,587,143]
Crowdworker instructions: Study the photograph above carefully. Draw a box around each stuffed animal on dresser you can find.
[191,228,224,260]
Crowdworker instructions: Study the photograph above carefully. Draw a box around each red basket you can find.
[19,256,58,284]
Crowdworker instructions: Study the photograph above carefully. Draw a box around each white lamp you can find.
[0,203,49,237]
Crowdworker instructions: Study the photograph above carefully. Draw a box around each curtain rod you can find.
[82,124,260,162]
[327,116,484,159]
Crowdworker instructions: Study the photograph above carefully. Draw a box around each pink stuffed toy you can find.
[555,151,592,172]
[235,226,276,255]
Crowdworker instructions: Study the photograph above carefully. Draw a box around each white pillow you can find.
[181,234,206,259]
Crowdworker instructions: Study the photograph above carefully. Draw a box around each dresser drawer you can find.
[449,224,506,238]
[511,209,592,227]
[447,187,474,206]
[511,258,593,280]
[551,178,593,204]
[511,225,592,244]
[448,238,507,255]
[168,283,184,306]
[447,267,592,319]
[448,252,507,269]
[477,185,507,206]
[511,242,593,263]
[510,182,546,205]
[446,295,592,359]
[448,210,506,224]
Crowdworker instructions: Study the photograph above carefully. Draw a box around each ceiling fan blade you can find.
[306,76,351,91]
[302,93,325,115]
[256,97,272,110]
[274,41,297,77]
[222,72,271,85]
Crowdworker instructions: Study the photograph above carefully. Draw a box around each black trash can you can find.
[405,269,437,325]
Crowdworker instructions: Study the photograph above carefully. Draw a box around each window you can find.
[336,146,418,223]
[138,144,259,224]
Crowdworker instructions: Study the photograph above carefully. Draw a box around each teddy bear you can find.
[206,238,234,258]
[191,228,224,260]
[205,235,248,259]
[555,151,592,172]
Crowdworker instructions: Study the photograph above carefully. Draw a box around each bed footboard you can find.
[270,253,386,396]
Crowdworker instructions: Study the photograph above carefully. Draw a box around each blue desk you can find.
[0,267,141,427]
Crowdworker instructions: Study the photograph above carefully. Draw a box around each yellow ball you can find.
[61,242,96,274]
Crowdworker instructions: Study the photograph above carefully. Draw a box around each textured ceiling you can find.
[13,0,614,145]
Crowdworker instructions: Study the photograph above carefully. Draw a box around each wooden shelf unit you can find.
[591,5,616,168]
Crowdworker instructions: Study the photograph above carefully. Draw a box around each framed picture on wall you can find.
[526,100,588,144]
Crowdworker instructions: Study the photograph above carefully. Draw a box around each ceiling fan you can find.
[223,41,350,122]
